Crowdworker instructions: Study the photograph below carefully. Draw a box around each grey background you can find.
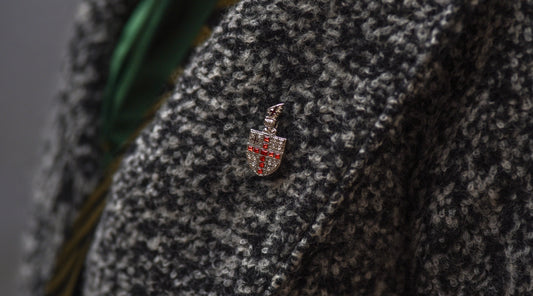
[0,1,79,294]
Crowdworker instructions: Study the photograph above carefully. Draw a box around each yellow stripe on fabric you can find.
[45,239,92,295]
[192,25,213,47]
[168,66,184,84]
[44,249,78,294]
[52,156,122,268]
[59,240,92,296]
[55,197,107,269]
[216,0,240,8]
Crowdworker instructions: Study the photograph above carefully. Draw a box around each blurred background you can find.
[0,1,78,294]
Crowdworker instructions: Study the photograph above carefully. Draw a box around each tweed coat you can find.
[21,0,533,295]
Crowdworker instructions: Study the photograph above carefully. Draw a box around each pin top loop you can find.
[263,103,284,134]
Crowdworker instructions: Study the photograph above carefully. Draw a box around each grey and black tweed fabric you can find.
[21,0,533,295]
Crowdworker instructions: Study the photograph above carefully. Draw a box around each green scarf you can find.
[100,0,218,167]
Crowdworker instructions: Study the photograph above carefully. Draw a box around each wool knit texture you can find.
[21,0,533,295]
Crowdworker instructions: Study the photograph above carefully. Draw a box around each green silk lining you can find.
[100,0,218,167]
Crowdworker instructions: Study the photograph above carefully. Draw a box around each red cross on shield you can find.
[246,129,286,176]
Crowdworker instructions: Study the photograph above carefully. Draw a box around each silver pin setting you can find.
[246,103,287,176]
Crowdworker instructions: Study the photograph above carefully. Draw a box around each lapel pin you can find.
[246,103,287,176]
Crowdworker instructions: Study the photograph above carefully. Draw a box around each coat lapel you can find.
[81,0,470,294]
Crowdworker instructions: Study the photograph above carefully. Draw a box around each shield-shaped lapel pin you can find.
[246,103,287,176]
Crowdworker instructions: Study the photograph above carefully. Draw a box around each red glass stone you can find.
[275,153,280,159]
[259,162,265,168]
[257,169,263,174]
[268,152,274,157]
[264,136,270,142]
[260,149,268,155]
[263,144,268,149]
[260,156,265,162]
[253,147,259,153]
[248,146,253,151]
